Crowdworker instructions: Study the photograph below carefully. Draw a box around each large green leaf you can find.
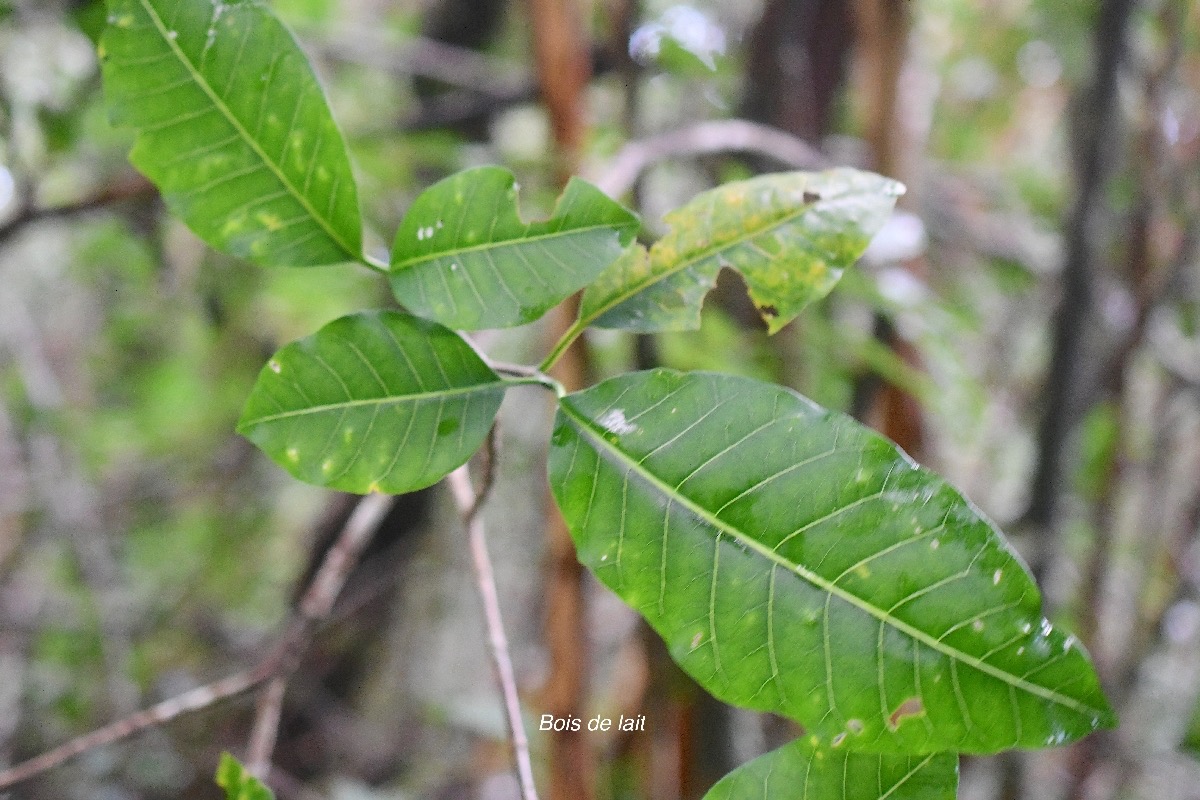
[389,167,640,330]
[216,753,274,800]
[238,311,505,494]
[579,169,902,334]
[101,0,362,266]
[549,370,1115,754]
[703,739,958,800]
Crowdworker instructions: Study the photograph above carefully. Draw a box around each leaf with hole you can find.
[703,739,958,800]
[389,166,640,330]
[238,311,505,494]
[216,753,274,800]
[578,169,902,334]
[101,0,362,266]
[549,369,1115,753]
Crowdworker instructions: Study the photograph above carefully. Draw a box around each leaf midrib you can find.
[392,221,631,271]
[241,381,503,425]
[558,399,1107,721]
[137,0,357,260]
[580,193,836,328]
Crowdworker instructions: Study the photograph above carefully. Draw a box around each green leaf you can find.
[238,311,505,494]
[215,753,275,800]
[579,169,902,334]
[703,739,958,800]
[389,167,640,330]
[549,369,1115,754]
[101,0,362,266]
[1184,691,1200,758]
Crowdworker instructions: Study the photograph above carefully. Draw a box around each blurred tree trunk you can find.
[1026,0,1137,544]
[848,0,926,460]
[741,0,854,144]
[525,1,595,798]
[413,0,511,139]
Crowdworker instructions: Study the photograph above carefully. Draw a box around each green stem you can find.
[495,369,564,395]
[539,319,587,373]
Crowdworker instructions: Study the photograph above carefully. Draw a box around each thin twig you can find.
[244,492,395,778]
[0,174,156,248]
[447,430,538,800]
[592,119,830,198]
[0,666,270,791]
[0,493,395,792]
[314,27,528,96]
[246,677,288,778]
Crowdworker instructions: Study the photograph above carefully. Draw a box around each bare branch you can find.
[0,666,269,791]
[315,26,528,96]
[447,434,538,800]
[592,119,830,199]
[245,492,395,777]
[0,493,394,792]
[246,676,288,778]
[0,174,156,248]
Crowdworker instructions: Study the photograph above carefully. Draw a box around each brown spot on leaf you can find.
[888,697,925,729]
[759,304,779,318]
[803,190,822,203]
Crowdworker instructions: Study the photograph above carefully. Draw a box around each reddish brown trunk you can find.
[540,299,596,800]
[525,1,596,795]
[526,0,591,175]
[851,0,925,458]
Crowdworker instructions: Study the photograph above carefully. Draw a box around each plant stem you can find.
[539,320,586,373]
[447,448,539,800]
[492,362,564,396]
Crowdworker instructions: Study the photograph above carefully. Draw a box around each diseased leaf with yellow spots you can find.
[101,0,362,266]
[579,169,903,334]
[238,312,506,494]
[549,369,1115,754]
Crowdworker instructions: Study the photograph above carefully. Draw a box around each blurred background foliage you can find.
[1,0,1199,798]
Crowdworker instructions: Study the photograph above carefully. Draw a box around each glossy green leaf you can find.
[389,166,639,330]
[579,169,902,334]
[703,739,958,800]
[238,311,505,494]
[216,753,274,800]
[101,0,362,266]
[549,370,1115,754]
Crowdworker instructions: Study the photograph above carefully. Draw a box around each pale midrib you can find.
[391,221,629,271]
[580,198,835,328]
[559,402,1106,720]
[138,0,357,260]
[243,382,501,425]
